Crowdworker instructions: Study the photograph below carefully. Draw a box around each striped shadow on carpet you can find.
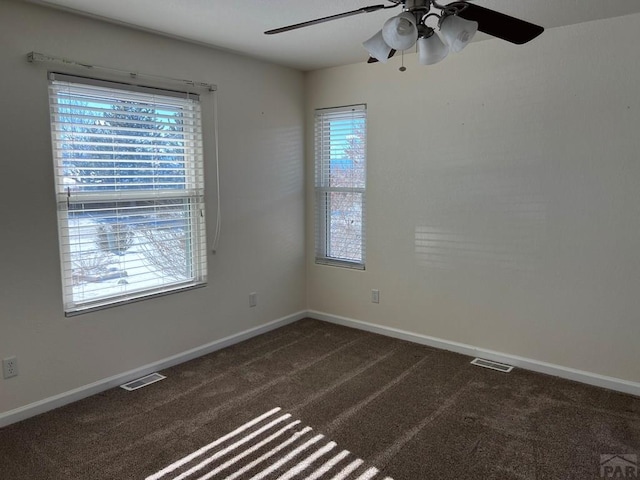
[146,407,392,480]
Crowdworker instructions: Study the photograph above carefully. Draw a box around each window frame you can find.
[48,73,208,316]
[314,104,367,270]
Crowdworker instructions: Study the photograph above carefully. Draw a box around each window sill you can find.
[315,258,365,271]
[64,282,207,317]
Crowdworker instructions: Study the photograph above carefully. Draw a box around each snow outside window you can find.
[48,73,207,315]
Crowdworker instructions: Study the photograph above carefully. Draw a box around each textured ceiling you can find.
[28,0,640,71]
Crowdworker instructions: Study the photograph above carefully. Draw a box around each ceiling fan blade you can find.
[367,49,397,63]
[455,2,544,45]
[265,4,387,35]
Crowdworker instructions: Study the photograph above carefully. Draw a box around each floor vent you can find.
[120,373,166,391]
[470,358,514,373]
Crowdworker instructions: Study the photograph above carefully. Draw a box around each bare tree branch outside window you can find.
[326,123,365,261]
[137,210,190,281]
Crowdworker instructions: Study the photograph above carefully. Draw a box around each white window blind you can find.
[48,73,207,315]
[314,105,366,268]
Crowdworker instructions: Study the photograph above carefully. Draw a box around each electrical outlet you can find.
[371,289,380,304]
[249,292,258,308]
[3,356,18,379]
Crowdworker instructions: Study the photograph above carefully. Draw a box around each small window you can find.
[314,105,366,269]
[48,73,207,315]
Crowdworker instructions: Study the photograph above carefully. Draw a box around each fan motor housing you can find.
[405,0,430,8]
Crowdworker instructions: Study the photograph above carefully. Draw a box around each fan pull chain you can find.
[399,49,406,72]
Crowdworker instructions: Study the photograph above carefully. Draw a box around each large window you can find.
[48,73,207,315]
[314,105,366,268]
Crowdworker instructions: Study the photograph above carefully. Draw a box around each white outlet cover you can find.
[372,289,380,304]
[3,356,18,378]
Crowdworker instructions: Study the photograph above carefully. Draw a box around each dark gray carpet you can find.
[0,318,638,479]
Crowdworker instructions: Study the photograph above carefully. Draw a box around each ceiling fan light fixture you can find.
[264,1,544,70]
[363,30,393,63]
[417,32,449,65]
[440,14,478,53]
[382,11,418,51]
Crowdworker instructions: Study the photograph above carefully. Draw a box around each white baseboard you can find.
[308,310,640,397]
[0,310,306,428]
[3,309,637,428]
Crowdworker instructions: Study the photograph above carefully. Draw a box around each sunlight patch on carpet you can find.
[146,407,393,480]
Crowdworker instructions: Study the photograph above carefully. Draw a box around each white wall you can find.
[306,13,640,384]
[0,0,305,414]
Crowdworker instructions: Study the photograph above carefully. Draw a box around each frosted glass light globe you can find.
[382,12,418,51]
[417,34,449,65]
[440,15,478,52]
[363,30,393,63]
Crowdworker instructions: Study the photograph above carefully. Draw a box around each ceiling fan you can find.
[265,0,544,68]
